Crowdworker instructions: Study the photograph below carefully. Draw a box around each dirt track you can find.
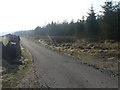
[21,37,118,88]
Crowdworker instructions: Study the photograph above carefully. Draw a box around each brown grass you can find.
[33,37,120,77]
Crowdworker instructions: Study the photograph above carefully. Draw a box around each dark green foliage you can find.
[14,1,120,41]
[101,1,120,40]
[74,18,85,37]
[118,2,120,40]
[86,6,99,40]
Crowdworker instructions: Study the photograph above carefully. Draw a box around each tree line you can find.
[14,1,120,41]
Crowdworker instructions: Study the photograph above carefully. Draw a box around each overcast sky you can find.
[0,0,118,35]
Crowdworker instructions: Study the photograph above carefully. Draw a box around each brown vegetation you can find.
[33,36,120,77]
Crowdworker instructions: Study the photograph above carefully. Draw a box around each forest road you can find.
[21,37,118,88]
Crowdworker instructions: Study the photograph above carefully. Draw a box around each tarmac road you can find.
[21,37,118,88]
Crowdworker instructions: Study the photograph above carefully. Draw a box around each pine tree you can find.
[86,5,99,40]
[101,1,119,40]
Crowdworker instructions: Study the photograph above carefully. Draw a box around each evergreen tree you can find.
[101,1,119,40]
[115,1,120,40]
[76,17,85,38]
[86,5,99,39]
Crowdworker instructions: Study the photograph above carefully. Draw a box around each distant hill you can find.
[0,31,13,36]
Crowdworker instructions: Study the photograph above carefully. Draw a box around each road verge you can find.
[31,37,119,77]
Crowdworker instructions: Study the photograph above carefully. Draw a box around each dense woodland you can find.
[14,1,120,41]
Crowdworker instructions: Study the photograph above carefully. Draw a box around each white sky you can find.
[0,0,119,34]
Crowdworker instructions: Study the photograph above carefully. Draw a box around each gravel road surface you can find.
[21,37,118,88]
